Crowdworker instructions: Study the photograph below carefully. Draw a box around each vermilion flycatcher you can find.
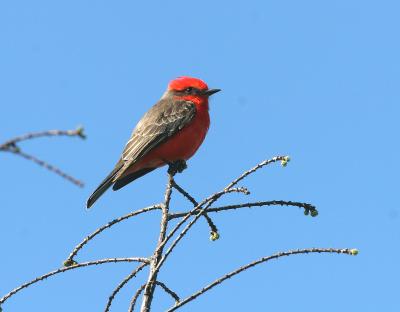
[86,76,220,208]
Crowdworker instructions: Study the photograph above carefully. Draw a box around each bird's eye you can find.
[184,87,194,93]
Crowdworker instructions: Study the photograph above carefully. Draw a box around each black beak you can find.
[203,88,221,96]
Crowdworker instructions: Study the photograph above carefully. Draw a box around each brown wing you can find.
[86,98,195,208]
[113,98,196,181]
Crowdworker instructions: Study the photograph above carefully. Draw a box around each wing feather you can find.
[113,99,196,181]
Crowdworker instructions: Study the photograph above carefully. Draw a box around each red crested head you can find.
[168,76,208,92]
[165,77,221,103]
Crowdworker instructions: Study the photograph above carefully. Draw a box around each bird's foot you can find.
[168,160,187,176]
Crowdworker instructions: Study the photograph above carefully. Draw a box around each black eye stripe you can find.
[173,87,202,95]
[183,87,201,94]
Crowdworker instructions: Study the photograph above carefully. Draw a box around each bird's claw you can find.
[168,160,187,176]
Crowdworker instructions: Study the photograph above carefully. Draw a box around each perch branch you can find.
[140,172,174,312]
[152,157,288,282]
[0,155,355,312]
[151,186,251,287]
[168,156,289,240]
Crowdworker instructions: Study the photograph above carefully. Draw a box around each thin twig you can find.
[0,257,150,306]
[166,156,288,245]
[128,284,146,312]
[152,157,290,286]
[8,149,84,187]
[104,263,148,312]
[0,155,352,312]
[1,127,86,187]
[198,156,289,215]
[166,156,290,244]
[0,128,86,149]
[164,186,250,245]
[166,248,358,311]
[172,180,219,237]
[171,180,197,205]
[226,155,288,190]
[127,281,180,312]
[155,281,180,303]
[169,200,318,219]
[155,187,250,273]
[136,181,250,310]
[66,205,162,264]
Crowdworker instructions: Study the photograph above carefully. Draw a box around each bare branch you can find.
[128,284,146,312]
[154,186,251,274]
[169,200,318,219]
[171,180,197,205]
[127,281,179,312]
[149,157,304,300]
[172,180,219,239]
[0,154,356,312]
[66,205,162,263]
[155,281,180,303]
[0,127,86,187]
[164,156,288,246]
[8,149,84,187]
[140,172,174,312]
[0,257,150,306]
[199,156,289,213]
[163,186,250,247]
[167,248,358,311]
[226,155,289,190]
[104,263,148,312]
[0,127,86,149]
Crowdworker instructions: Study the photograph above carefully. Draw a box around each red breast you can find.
[130,100,210,171]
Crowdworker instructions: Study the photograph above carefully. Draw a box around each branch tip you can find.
[281,156,290,167]
[349,249,359,256]
[210,231,220,241]
[75,125,86,139]
[240,187,250,195]
[232,186,250,195]
[304,208,318,217]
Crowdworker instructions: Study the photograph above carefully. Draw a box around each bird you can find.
[86,76,220,208]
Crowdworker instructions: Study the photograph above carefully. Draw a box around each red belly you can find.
[125,109,210,175]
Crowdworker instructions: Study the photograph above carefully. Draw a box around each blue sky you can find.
[1,0,399,311]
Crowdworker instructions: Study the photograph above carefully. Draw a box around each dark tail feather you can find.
[113,167,156,191]
[86,166,121,209]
